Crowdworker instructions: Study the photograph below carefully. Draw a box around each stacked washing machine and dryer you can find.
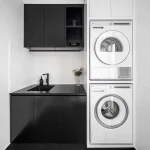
[89,21,133,147]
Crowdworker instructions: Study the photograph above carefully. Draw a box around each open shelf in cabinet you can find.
[65,5,84,48]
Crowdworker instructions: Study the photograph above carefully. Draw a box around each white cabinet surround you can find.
[89,0,133,18]
[111,0,133,17]
[85,0,135,148]
[89,0,111,17]
[23,0,84,4]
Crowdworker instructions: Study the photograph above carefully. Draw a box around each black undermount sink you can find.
[28,85,55,92]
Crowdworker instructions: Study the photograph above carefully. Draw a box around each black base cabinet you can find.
[11,96,34,143]
[10,95,86,144]
[33,96,86,143]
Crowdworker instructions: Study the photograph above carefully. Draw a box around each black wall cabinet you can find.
[24,5,45,47]
[45,6,65,47]
[10,95,86,144]
[24,4,84,51]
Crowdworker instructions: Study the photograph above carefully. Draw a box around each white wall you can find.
[9,1,34,92]
[33,52,83,84]
[135,0,150,149]
[0,1,9,149]
[0,0,33,149]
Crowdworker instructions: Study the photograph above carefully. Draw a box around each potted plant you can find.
[73,67,83,86]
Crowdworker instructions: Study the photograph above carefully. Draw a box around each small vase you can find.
[75,76,80,86]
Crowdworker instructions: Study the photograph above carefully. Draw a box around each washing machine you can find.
[90,21,133,80]
[89,84,133,145]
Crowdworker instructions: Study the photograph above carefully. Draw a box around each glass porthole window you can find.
[95,31,130,65]
[101,101,120,119]
[95,95,129,129]
[100,37,123,52]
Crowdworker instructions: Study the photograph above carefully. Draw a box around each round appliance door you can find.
[95,94,128,129]
[95,31,130,65]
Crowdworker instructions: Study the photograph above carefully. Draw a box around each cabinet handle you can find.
[93,27,104,29]
[113,23,131,26]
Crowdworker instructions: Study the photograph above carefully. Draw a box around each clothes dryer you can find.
[90,21,132,80]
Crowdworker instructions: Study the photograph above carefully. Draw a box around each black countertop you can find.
[10,84,86,96]
[6,143,136,150]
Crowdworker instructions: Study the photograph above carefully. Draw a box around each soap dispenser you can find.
[39,76,43,86]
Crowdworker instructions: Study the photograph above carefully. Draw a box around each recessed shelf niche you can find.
[66,6,84,47]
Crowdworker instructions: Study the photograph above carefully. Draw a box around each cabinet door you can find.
[111,0,133,17]
[24,5,45,47]
[33,96,59,143]
[45,5,65,47]
[33,96,86,143]
[11,96,34,143]
[89,0,111,17]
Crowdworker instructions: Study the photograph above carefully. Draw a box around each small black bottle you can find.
[39,76,43,86]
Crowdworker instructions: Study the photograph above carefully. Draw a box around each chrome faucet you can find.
[43,73,49,86]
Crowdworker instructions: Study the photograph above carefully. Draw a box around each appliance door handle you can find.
[93,27,104,29]
[113,23,131,25]
[92,90,104,92]
[114,86,131,88]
